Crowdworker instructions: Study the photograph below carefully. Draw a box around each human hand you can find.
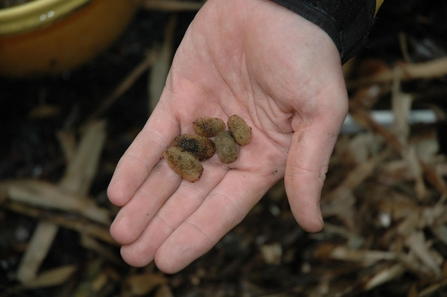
[107,0,348,273]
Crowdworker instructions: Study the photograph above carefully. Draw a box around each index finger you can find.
[107,101,179,206]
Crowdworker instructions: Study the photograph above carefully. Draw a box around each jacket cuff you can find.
[273,0,376,64]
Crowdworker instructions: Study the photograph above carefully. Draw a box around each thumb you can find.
[285,101,347,233]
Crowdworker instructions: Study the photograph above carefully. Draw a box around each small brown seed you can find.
[227,114,251,146]
[163,146,203,182]
[193,117,226,137]
[172,134,216,161]
[214,131,238,163]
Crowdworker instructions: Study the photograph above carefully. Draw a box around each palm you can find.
[108,0,348,273]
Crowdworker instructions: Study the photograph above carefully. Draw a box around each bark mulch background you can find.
[1,0,447,296]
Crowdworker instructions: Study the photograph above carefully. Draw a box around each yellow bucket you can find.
[0,0,141,77]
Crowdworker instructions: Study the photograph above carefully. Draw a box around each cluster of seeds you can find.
[163,115,252,182]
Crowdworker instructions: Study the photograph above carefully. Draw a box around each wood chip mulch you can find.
[1,1,447,296]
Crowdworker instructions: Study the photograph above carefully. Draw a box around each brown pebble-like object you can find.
[214,131,238,163]
[163,146,203,182]
[227,114,252,146]
[193,117,226,137]
[172,134,216,161]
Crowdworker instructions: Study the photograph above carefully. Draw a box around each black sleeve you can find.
[273,0,376,64]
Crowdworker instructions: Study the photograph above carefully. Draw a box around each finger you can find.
[153,170,275,274]
[285,101,347,233]
[120,160,228,267]
[109,161,181,245]
[107,102,179,206]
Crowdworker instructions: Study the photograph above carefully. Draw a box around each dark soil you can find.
[1,1,447,296]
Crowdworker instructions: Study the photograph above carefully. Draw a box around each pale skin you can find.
[108,0,348,273]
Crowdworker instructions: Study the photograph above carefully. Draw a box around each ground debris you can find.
[1,1,447,296]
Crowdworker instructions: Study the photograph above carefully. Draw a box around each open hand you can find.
[108,0,348,273]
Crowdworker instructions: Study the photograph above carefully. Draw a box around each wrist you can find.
[272,0,377,64]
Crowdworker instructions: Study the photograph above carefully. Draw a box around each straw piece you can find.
[127,273,168,296]
[56,130,77,164]
[15,120,108,286]
[149,15,177,113]
[329,246,396,265]
[6,201,117,245]
[7,179,110,225]
[347,57,447,88]
[16,221,59,283]
[59,120,107,195]
[89,51,158,120]
[364,264,405,290]
[405,232,442,276]
[12,265,78,291]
